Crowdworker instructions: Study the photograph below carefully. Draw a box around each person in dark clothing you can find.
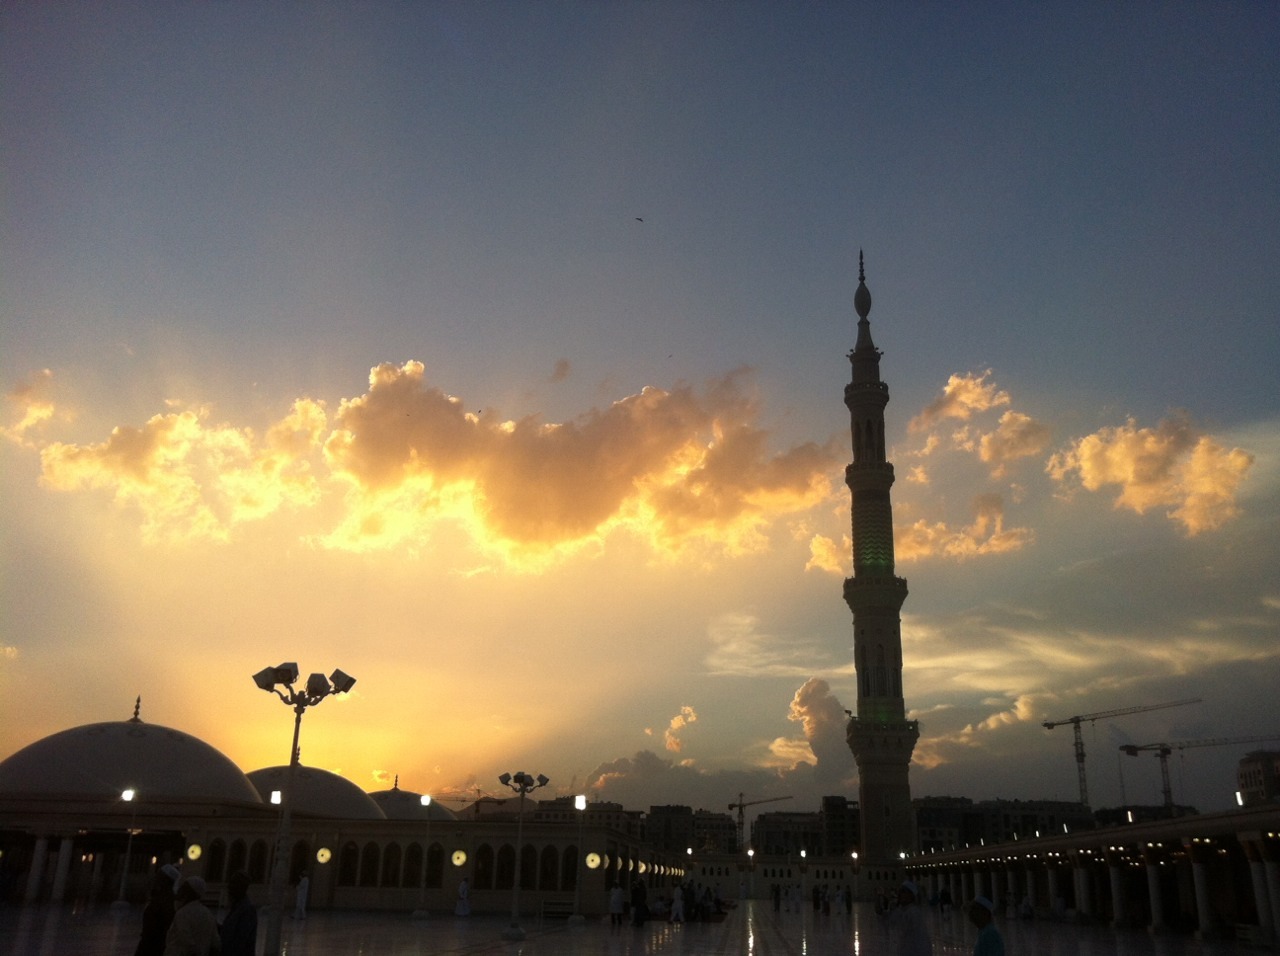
[134,869,176,956]
[219,871,256,956]
[630,879,648,926]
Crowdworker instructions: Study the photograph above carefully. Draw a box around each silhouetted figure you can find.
[293,871,309,919]
[608,882,625,929]
[219,871,256,956]
[163,876,218,956]
[889,880,932,956]
[134,870,175,956]
[630,878,648,926]
[968,896,1004,956]
[454,877,470,916]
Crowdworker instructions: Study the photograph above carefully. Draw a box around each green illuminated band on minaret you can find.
[843,253,919,872]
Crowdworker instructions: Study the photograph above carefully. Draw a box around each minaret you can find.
[843,253,919,873]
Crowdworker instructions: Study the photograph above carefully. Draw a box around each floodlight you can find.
[499,773,512,786]
[305,672,330,698]
[536,774,549,787]
[575,794,586,811]
[121,788,136,802]
[420,794,432,806]
[274,662,299,685]
[330,669,356,694]
[253,667,278,692]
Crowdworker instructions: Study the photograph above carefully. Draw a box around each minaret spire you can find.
[842,254,919,886]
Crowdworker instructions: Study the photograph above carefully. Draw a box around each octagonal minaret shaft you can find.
[843,253,919,869]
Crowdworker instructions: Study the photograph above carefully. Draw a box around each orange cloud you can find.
[3,369,59,446]
[39,401,326,542]
[1046,414,1253,535]
[805,533,847,575]
[663,706,698,752]
[896,494,1034,561]
[29,361,838,565]
[978,410,1051,477]
[909,370,1009,433]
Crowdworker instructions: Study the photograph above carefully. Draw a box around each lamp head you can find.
[329,668,356,694]
[498,773,512,787]
[305,672,330,698]
[575,794,587,811]
[420,794,432,807]
[274,662,299,685]
[253,667,278,692]
[536,774,549,788]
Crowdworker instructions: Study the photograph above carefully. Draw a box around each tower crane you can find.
[1042,698,1201,807]
[728,793,793,850]
[1120,734,1280,808]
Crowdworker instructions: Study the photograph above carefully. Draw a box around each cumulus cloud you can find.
[909,370,1009,433]
[785,678,851,780]
[3,369,59,446]
[26,361,839,562]
[663,706,699,752]
[39,401,326,542]
[805,534,847,575]
[1047,414,1253,535]
[896,494,1034,561]
[979,411,1052,477]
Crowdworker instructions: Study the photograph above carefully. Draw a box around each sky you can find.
[3,2,1278,827]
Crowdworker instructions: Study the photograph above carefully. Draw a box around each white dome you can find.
[248,765,386,820]
[368,784,459,821]
[0,718,261,805]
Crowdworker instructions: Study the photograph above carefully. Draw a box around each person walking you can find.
[134,869,176,956]
[163,877,219,956]
[969,896,1005,956]
[889,881,932,956]
[218,872,256,956]
[608,882,625,929]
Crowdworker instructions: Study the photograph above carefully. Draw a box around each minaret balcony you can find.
[845,461,895,489]
[843,576,908,609]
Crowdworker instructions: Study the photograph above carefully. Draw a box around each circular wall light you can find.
[186,844,202,861]
[316,847,332,864]
[452,850,468,867]
[585,852,602,870]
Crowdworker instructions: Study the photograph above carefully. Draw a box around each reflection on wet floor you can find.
[0,899,1262,956]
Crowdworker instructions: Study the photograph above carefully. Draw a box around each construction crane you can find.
[1120,734,1280,808]
[728,793,792,850]
[1042,698,1201,807]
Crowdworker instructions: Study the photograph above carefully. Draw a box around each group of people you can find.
[133,866,258,956]
[770,881,854,915]
[605,877,728,929]
[884,879,1005,956]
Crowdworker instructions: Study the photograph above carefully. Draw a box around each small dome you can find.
[0,718,261,805]
[368,784,459,822]
[248,765,386,820]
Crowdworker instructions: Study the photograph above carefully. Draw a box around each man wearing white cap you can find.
[163,876,220,956]
[968,896,1004,956]
[890,880,933,956]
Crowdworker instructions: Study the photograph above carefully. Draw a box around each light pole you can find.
[253,663,356,956]
[413,794,433,918]
[498,770,548,940]
[112,788,137,909]
[570,794,587,924]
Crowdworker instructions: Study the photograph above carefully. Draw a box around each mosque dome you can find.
[247,765,386,820]
[368,781,460,821]
[0,711,261,805]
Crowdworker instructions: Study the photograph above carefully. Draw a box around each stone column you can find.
[1005,868,1018,919]
[1143,858,1165,932]
[1072,855,1094,919]
[24,836,49,904]
[1047,864,1060,918]
[1108,861,1126,927]
[1185,839,1215,938]
[50,836,75,903]
[1239,836,1272,940]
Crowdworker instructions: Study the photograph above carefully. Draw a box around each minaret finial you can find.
[131,696,141,722]
[858,249,865,283]
[393,774,400,790]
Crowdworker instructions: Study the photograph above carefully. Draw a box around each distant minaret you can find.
[843,253,919,873]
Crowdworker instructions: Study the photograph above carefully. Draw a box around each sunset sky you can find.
[3,3,1278,825]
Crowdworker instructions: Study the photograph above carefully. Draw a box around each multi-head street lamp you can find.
[253,662,355,956]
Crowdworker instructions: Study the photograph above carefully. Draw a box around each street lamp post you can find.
[112,788,137,909]
[253,663,356,956]
[413,794,433,918]
[570,794,587,924]
[498,770,549,940]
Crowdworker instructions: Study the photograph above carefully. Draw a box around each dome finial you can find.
[131,696,141,722]
[393,774,400,790]
[858,249,865,283]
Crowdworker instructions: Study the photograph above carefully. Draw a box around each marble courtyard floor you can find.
[0,900,1267,955]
